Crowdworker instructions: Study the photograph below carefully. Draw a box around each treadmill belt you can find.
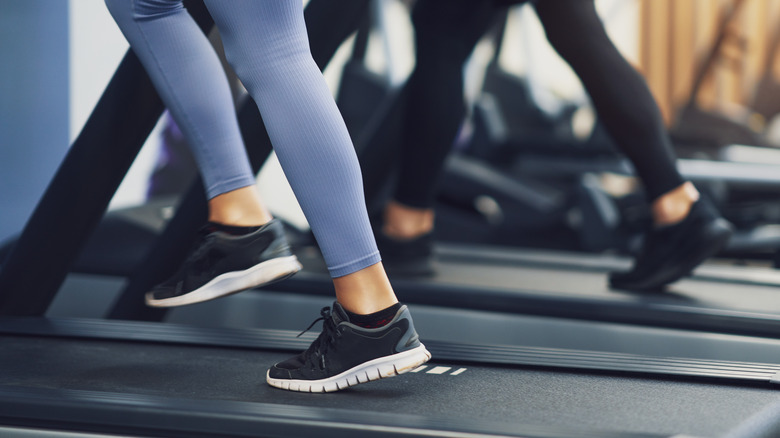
[0,331,778,438]
[430,258,780,314]
[437,243,780,287]
[274,245,780,339]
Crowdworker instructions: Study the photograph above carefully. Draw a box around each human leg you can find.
[105,0,301,307]
[534,0,732,290]
[391,0,501,215]
[201,0,429,390]
[535,0,685,206]
[534,0,713,225]
[374,0,502,275]
[305,0,370,71]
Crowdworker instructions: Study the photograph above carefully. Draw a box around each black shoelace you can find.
[297,306,342,371]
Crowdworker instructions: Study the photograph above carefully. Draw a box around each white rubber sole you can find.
[145,255,302,308]
[266,344,432,393]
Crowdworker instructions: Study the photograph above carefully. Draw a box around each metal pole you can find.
[0,0,214,317]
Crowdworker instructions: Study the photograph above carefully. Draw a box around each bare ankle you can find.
[652,182,699,225]
[382,200,434,240]
[333,263,398,314]
[208,186,273,226]
[208,211,273,227]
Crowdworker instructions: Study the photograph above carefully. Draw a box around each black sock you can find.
[345,303,402,328]
[206,221,264,236]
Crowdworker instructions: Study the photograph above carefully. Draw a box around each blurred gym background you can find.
[3,0,780,253]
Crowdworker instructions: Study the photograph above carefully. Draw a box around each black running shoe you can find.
[145,219,302,307]
[609,198,733,291]
[267,302,431,393]
[375,231,436,276]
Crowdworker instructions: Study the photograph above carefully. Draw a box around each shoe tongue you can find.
[331,301,349,325]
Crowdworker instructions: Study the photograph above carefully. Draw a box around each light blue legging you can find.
[105,0,380,278]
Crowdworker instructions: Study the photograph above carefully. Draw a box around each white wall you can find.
[0,0,70,244]
[69,0,162,210]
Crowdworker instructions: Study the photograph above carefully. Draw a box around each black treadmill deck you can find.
[1,318,778,438]
[270,243,780,340]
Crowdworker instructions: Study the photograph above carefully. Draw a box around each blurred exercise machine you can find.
[1,2,780,437]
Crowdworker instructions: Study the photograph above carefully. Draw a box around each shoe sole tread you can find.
[266,344,432,393]
[145,255,302,307]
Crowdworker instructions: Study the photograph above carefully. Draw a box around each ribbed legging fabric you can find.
[395,0,685,208]
[105,0,380,277]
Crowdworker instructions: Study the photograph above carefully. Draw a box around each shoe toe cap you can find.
[267,365,293,380]
[268,353,307,379]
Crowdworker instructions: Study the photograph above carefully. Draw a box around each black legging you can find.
[392,0,501,208]
[304,0,369,70]
[535,0,683,201]
[392,0,685,209]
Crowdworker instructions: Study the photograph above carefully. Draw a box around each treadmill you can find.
[2,2,780,437]
[3,298,780,438]
[10,196,780,340]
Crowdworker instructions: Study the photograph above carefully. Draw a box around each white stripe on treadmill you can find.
[410,365,428,373]
[451,368,467,376]
[426,366,452,375]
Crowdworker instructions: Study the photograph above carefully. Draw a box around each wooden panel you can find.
[639,0,778,123]
[742,0,766,97]
[671,0,696,112]
[640,0,673,122]
[770,0,780,79]
[693,0,720,111]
